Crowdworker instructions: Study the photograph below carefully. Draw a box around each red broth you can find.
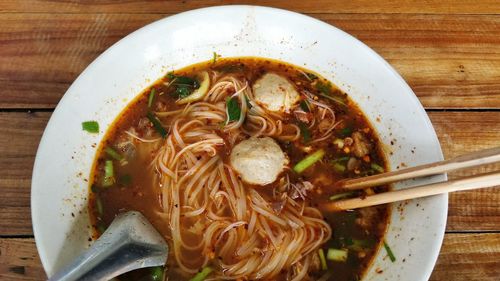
[89,58,389,281]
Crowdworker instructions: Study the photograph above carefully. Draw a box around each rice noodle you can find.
[151,73,331,280]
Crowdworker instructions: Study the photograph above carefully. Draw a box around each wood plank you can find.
[0,112,50,235]
[1,0,500,14]
[1,233,498,280]
[1,13,499,109]
[0,238,45,281]
[430,112,500,232]
[0,111,499,235]
[430,233,500,281]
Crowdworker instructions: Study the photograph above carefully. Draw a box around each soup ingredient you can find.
[352,131,372,158]
[383,241,396,262]
[150,266,163,281]
[101,160,115,187]
[371,163,385,173]
[146,112,167,138]
[89,58,389,281]
[327,248,348,262]
[190,266,213,281]
[148,88,156,108]
[252,73,300,112]
[82,121,99,133]
[177,72,210,104]
[230,137,288,185]
[226,96,241,123]
[318,249,328,270]
[329,191,355,201]
[293,149,325,173]
[104,147,123,161]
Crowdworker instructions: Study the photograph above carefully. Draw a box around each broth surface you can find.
[89,57,389,281]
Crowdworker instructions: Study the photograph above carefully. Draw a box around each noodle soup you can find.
[89,58,389,281]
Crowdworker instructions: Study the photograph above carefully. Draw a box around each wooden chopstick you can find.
[320,171,500,212]
[336,146,500,190]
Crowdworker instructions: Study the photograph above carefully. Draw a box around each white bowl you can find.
[32,5,447,280]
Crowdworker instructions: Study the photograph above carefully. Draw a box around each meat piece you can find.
[317,118,332,134]
[294,110,312,124]
[356,207,378,229]
[230,137,289,185]
[347,157,360,171]
[252,73,300,112]
[352,131,372,158]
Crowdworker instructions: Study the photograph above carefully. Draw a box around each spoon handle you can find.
[48,211,168,281]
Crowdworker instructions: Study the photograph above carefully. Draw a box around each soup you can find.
[89,57,390,281]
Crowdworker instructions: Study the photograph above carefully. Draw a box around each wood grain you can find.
[1,13,499,109]
[0,238,45,281]
[1,111,499,235]
[0,112,50,235]
[430,233,500,281]
[1,0,500,14]
[2,233,498,280]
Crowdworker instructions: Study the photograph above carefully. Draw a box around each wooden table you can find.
[0,1,499,280]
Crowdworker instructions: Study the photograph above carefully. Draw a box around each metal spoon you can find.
[49,211,168,281]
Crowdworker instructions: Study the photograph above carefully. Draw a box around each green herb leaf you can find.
[166,72,176,80]
[146,112,168,138]
[332,162,346,173]
[298,122,311,143]
[148,88,156,108]
[315,81,332,95]
[383,241,396,262]
[339,127,353,137]
[299,100,310,112]
[226,97,241,123]
[82,121,99,133]
[175,85,192,98]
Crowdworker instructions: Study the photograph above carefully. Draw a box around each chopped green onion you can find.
[82,121,99,133]
[146,112,168,138]
[150,266,163,281]
[119,174,132,186]
[347,239,375,251]
[297,122,311,143]
[332,162,346,173]
[371,163,385,173]
[102,160,115,187]
[327,248,348,262]
[105,147,123,161]
[332,156,350,163]
[318,249,328,271]
[226,97,241,123]
[212,52,218,63]
[383,241,396,262]
[189,266,213,281]
[299,100,310,112]
[95,196,103,217]
[329,191,355,201]
[148,88,156,108]
[293,149,325,174]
